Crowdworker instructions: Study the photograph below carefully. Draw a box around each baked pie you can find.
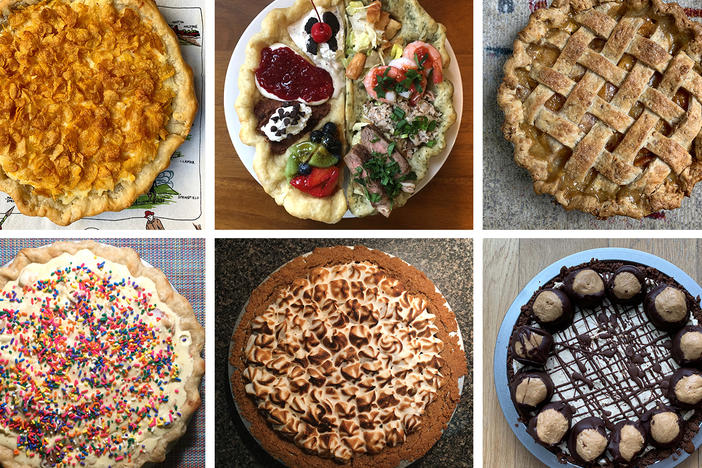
[229,246,466,466]
[507,258,702,466]
[499,0,702,219]
[0,241,205,467]
[0,0,197,225]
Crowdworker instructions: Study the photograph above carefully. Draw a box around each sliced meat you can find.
[344,144,392,217]
[254,98,330,154]
[359,125,415,193]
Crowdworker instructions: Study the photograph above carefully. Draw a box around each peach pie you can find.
[229,246,466,467]
[0,0,197,225]
[499,0,702,219]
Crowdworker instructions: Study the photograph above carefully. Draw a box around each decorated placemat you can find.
[0,238,206,468]
[0,0,205,231]
[483,0,702,230]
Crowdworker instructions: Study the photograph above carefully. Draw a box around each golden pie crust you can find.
[0,0,197,225]
[499,0,702,219]
[229,245,467,467]
[0,240,205,467]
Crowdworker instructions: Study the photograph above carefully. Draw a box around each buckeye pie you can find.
[0,0,197,225]
[229,246,466,467]
[499,0,702,219]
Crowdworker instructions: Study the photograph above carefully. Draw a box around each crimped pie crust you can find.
[0,0,197,225]
[498,0,702,219]
[0,240,205,468]
[229,246,466,468]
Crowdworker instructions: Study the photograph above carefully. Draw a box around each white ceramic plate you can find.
[228,247,465,467]
[494,248,702,468]
[223,0,463,218]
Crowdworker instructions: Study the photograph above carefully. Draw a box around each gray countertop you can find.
[215,239,473,467]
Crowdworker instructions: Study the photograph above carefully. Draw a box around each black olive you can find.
[321,134,341,154]
[304,17,318,33]
[327,37,337,52]
[306,37,318,55]
[310,130,324,143]
[323,12,340,34]
[322,122,337,136]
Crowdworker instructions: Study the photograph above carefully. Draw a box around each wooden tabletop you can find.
[483,239,702,468]
[214,0,473,229]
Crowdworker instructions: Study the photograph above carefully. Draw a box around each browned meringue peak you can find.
[243,261,446,461]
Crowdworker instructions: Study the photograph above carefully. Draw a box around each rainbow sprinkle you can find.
[0,260,181,466]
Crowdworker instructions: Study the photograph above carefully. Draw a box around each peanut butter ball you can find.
[668,368,702,409]
[510,370,554,412]
[672,325,702,367]
[511,326,553,366]
[567,417,608,464]
[608,421,646,464]
[643,407,683,448]
[528,402,573,447]
[531,288,573,331]
[606,265,646,305]
[644,285,689,331]
[564,268,605,307]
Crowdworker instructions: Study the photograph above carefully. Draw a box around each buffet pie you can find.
[498,0,702,219]
[507,258,702,466]
[0,241,205,467]
[235,0,456,223]
[229,246,466,466]
[0,0,197,225]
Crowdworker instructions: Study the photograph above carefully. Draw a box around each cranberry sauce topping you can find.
[255,46,334,103]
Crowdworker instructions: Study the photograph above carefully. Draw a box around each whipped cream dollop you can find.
[243,261,445,462]
[260,102,312,142]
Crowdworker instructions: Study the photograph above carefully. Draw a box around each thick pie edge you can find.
[0,240,205,467]
[0,0,198,226]
[497,0,702,219]
[229,245,468,468]
[234,0,348,225]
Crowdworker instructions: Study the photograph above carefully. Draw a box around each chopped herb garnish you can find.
[391,107,406,121]
[387,141,396,156]
[426,139,437,148]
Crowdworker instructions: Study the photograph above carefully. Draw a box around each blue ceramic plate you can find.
[494,248,702,468]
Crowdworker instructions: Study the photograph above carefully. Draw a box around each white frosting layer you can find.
[0,249,194,466]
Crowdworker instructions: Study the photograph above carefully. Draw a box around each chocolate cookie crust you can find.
[508,259,702,467]
[229,245,467,468]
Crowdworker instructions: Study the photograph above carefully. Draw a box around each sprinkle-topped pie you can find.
[229,246,466,467]
[0,241,205,467]
[0,0,197,225]
[499,0,702,219]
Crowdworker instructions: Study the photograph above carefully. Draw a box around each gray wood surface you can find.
[483,239,701,468]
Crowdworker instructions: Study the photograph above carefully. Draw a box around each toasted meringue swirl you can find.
[243,261,445,461]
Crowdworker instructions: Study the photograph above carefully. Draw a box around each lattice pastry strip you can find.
[499,0,702,218]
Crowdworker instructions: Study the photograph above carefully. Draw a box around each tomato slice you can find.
[290,166,339,198]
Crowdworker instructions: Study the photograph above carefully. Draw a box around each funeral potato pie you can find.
[0,0,197,225]
[0,241,204,467]
[499,0,702,219]
[229,246,466,467]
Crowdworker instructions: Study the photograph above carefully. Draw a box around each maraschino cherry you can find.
[310,0,332,43]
